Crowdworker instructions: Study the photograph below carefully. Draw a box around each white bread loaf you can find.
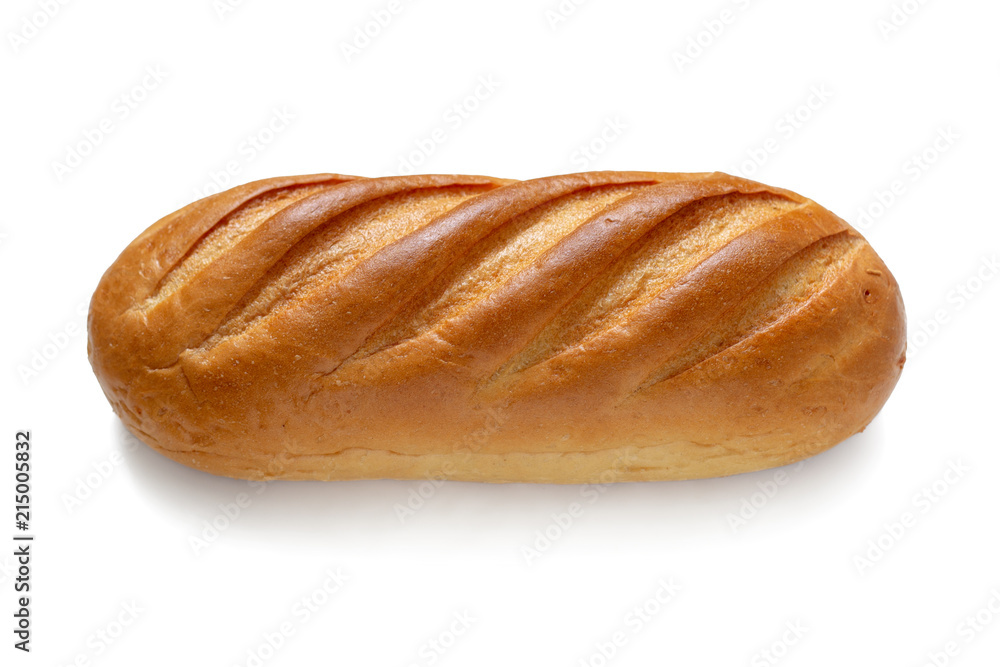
[88,171,906,482]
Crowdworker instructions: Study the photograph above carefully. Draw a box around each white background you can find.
[2,0,999,665]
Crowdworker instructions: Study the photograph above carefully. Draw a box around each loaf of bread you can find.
[88,171,905,482]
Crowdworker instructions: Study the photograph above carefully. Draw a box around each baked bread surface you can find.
[88,171,906,482]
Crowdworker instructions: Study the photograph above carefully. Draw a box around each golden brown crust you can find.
[87,171,906,482]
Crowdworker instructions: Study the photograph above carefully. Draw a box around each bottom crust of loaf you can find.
[141,432,846,484]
